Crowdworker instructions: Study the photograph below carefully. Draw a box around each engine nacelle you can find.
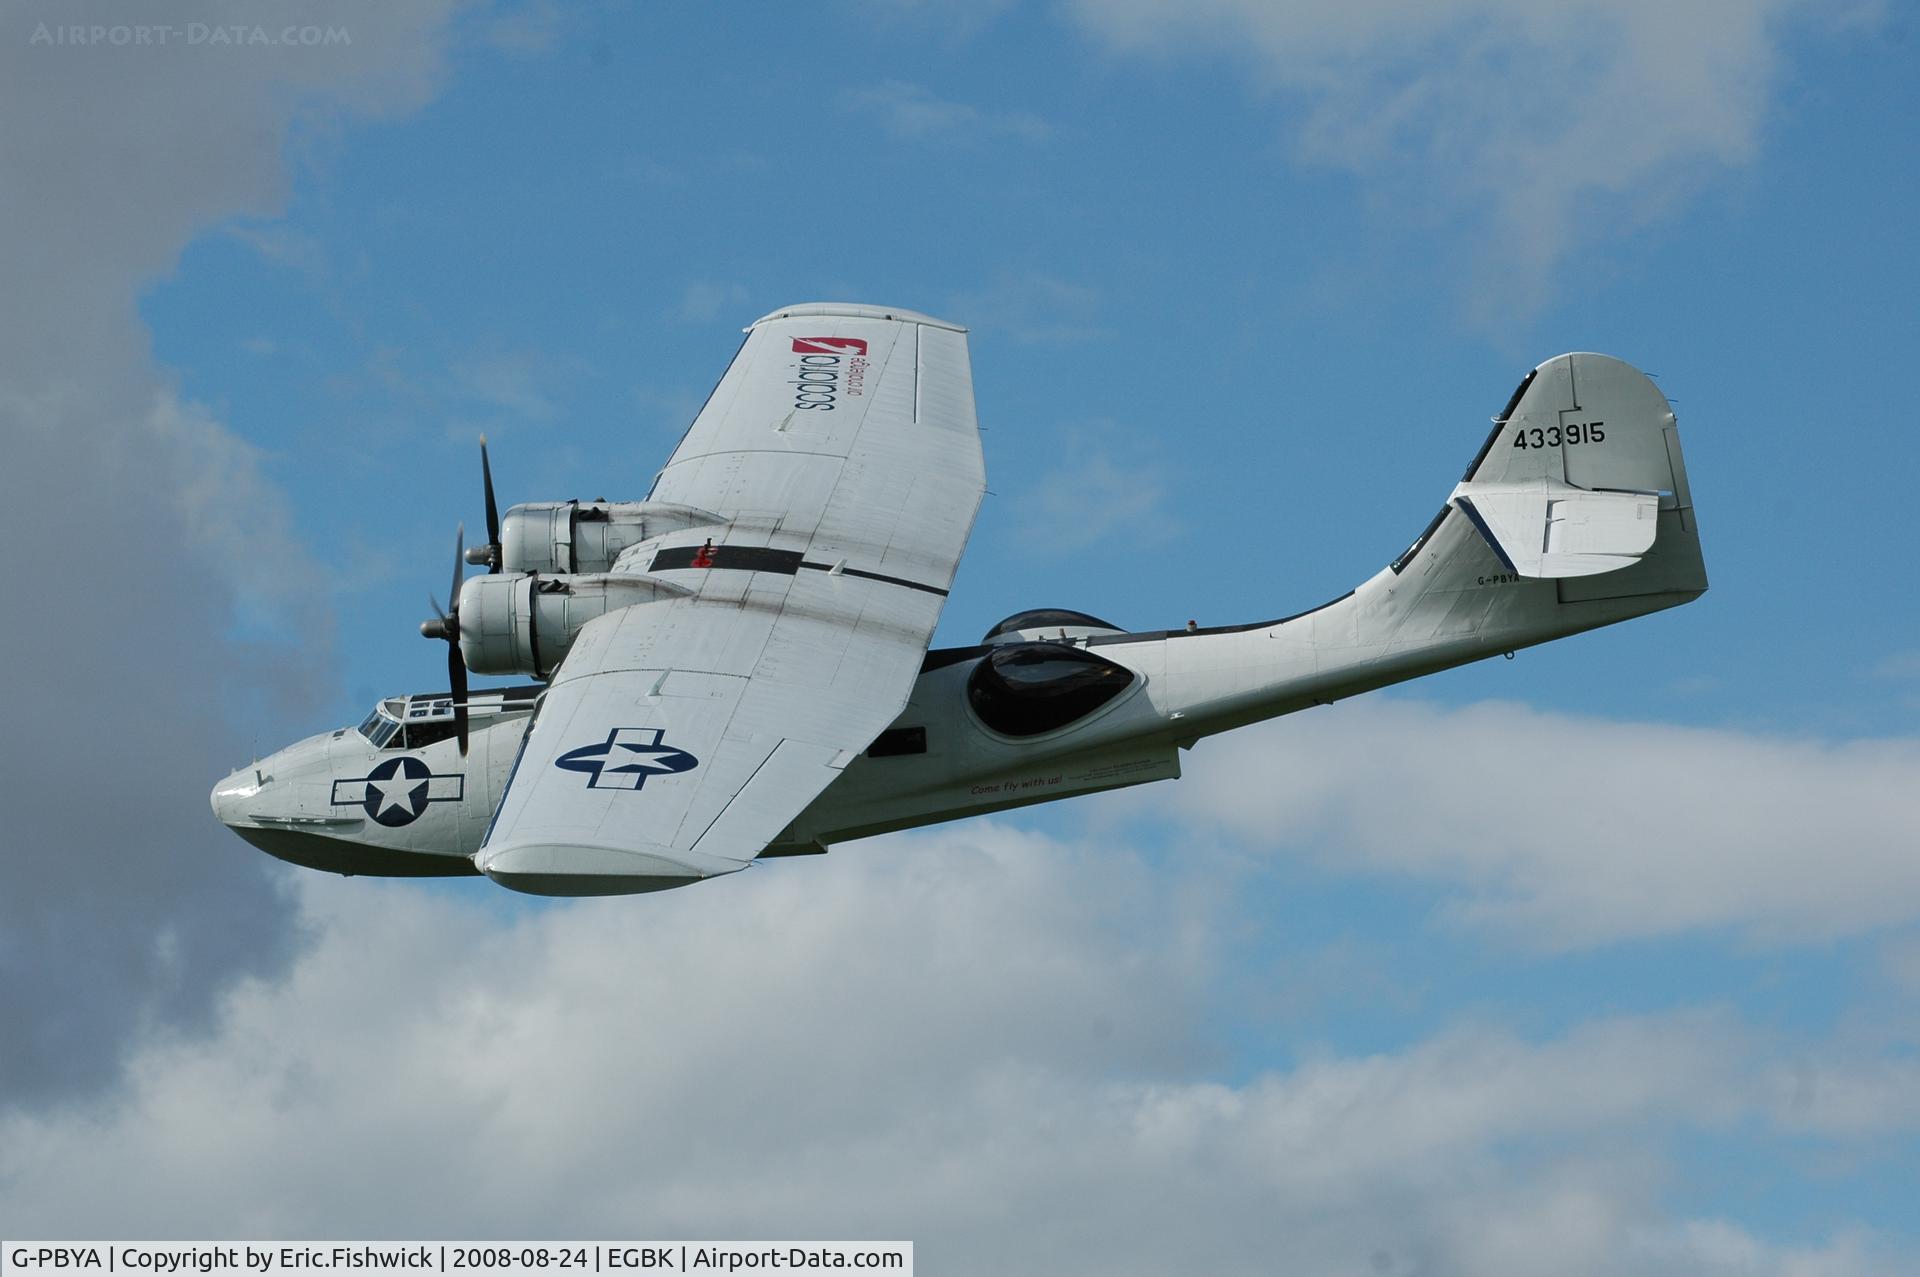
[457,573,690,679]
[500,501,724,574]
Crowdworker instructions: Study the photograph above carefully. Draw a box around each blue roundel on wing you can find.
[554,728,700,792]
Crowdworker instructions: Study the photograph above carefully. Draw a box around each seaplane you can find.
[212,303,1706,895]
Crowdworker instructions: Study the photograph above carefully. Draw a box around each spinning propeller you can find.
[419,524,471,755]
[419,439,512,755]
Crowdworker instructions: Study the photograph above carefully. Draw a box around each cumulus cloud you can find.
[3,6,1905,1260]
[1,826,1911,1274]
[1143,697,1920,948]
[1064,0,1834,317]
[1883,932,1920,998]
[0,0,459,1106]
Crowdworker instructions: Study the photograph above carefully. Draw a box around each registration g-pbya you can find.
[212,303,1706,895]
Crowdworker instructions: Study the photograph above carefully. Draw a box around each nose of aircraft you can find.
[210,766,262,827]
[209,738,483,880]
[210,756,354,873]
[210,744,320,836]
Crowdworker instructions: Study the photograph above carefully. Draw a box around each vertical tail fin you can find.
[1398,352,1705,604]
[1147,353,1707,741]
[1368,353,1705,671]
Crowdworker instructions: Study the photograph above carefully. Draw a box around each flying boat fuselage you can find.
[213,306,1706,895]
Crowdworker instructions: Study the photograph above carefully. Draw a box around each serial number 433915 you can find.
[1513,421,1604,449]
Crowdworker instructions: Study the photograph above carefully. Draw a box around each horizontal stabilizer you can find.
[1452,479,1659,578]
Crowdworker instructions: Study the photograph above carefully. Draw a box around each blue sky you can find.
[146,3,1919,735]
[5,2,1918,1271]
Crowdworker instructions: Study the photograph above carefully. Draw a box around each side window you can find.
[403,719,459,750]
[867,726,927,758]
[966,643,1135,738]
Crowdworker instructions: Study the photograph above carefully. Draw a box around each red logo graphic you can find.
[792,337,869,355]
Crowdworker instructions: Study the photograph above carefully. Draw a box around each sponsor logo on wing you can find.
[791,337,868,355]
[330,755,465,827]
[554,727,700,791]
[788,336,870,412]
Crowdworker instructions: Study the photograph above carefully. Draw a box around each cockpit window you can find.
[356,709,401,749]
[353,684,543,749]
[358,708,456,751]
[966,642,1136,738]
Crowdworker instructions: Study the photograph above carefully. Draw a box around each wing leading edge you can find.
[474,304,984,895]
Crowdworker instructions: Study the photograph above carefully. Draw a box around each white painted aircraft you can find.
[212,303,1706,895]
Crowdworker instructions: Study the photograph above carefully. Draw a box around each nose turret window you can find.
[965,642,1136,738]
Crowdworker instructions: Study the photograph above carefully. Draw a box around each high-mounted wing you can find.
[475,304,984,894]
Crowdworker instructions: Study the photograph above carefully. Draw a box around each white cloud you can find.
[0,825,1911,1273]
[840,80,1052,143]
[1140,697,1920,948]
[1882,932,1920,998]
[146,390,327,617]
[1064,0,1839,317]
[0,0,461,1104]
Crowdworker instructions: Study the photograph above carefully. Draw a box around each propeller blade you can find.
[480,436,501,572]
[448,641,469,756]
[451,523,466,618]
